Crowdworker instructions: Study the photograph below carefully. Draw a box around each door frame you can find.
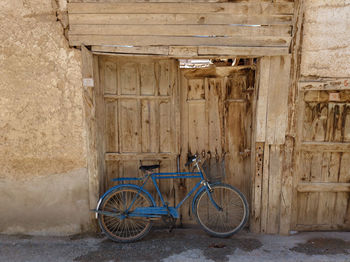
[82,46,293,233]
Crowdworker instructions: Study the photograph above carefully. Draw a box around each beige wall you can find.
[0,0,89,234]
[301,0,350,78]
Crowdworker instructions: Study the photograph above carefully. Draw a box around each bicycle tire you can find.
[98,186,153,243]
[194,183,249,238]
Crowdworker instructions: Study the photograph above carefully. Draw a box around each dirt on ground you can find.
[1,227,350,262]
[74,227,262,262]
[290,237,350,255]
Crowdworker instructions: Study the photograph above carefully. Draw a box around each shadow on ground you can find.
[73,228,262,262]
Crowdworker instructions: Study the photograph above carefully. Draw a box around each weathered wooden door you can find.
[292,89,350,230]
[179,66,255,221]
[100,56,179,204]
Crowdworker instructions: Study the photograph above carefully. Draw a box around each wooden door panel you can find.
[294,89,350,230]
[180,66,254,223]
[101,56,178,194]
[119,62,138,95]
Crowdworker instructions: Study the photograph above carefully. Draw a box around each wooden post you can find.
[81,45,100,229]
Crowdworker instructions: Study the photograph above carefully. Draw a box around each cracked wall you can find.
[301,0,350,78]
[0,0,89,234]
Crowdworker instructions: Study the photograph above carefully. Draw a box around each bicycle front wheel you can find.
[194,183,249,237]
[98,186,153,243]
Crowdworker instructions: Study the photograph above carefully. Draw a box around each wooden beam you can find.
[69,13,293,26]
[68,2,294,15]
[265,55,291,145]
[255,57,270,142]
[297,182,350,192]
[303,90,350,103]
[81,46,100,230]
[105,152,177,161]
[198,46,289,57]
[92,45,169,55]
[92,45,288,57]
[104,95,171,100]
[299,78,350,91]
[69,24,292,37]
[251,142,264,233]
[69,35,290,47]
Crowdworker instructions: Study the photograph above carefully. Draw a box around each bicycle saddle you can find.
[139,165,160,171]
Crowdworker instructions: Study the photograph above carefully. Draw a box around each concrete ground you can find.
[1,226,350,262]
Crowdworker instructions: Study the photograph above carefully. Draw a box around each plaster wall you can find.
[301,0,350,78]
[0,0,89,234]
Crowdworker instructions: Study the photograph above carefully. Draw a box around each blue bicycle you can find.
[94,155,249,242]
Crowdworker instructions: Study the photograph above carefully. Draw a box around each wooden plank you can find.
[119,100,141,152]
[81,46,99,217]
[70,24,292,37]
[299,142,350,152]
[169,46,198,57]
[299,78,350,91]
[103,60,117,94]
[104,94,170,100]
[297,182,350,192]
[266,145,283,234]
[69,13,293,25]
[334,153,350,228]
[260,143,270,233]
[68,3,294,15]
[159,101,172,152]
[105,152,177,160]
[198,46,289,56]
[69,35,291,47]
[141,100,159,153]
[105,101,119,152]
[316,152,338,224]
[265,55,291,145]
[279,136,294,235]
[70,0,294,3]
[92,45,169,55]
[304,91,350,103]
[140,61,156,96]
[119,62,138,95]
[207,78,224,158]
[179,71,190,223]
[158,60,171,96]
[255,57,270,142]
[251,142,264,233]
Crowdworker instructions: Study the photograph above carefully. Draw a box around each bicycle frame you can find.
[95,166,222,220]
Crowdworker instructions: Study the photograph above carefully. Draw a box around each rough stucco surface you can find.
[0,0,89,234]
[301,0,350,78]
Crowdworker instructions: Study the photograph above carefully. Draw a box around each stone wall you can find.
[0,0,89,234]
[301,0,350,78]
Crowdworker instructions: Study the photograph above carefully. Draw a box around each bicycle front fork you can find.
[202,181,223,212]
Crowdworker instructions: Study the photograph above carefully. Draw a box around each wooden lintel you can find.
[297,183,350,192]
[91,45,289,57]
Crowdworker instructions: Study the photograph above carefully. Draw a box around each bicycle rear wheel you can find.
[194,183,249,237]
[98,186,153,243]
